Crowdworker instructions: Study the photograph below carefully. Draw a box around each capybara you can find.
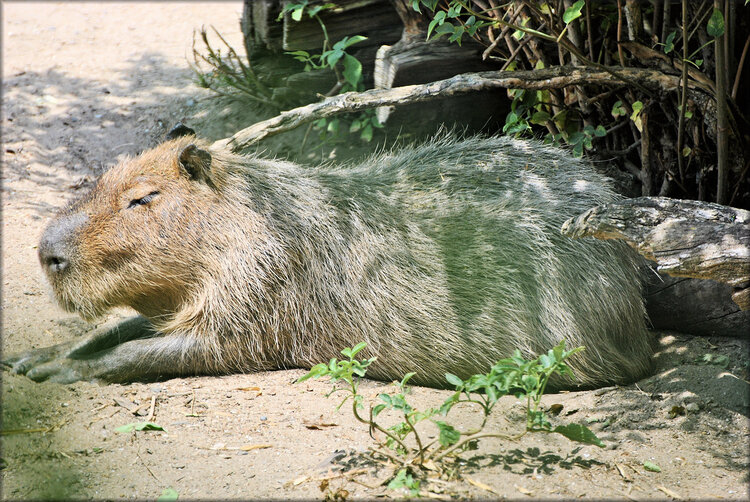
[5,128,653,388]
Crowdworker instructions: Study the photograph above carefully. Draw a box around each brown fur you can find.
[16,134,653,387]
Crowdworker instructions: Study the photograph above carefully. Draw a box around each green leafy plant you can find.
[280,1,382,144]
[416,1,610,156]
[298,340,603,495]
[190,26,281,110]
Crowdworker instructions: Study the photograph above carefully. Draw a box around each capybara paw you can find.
[3,343,77,378]
[4,348,57,375]
[25,359,87,384]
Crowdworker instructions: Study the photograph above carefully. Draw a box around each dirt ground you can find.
[1,2,749,500]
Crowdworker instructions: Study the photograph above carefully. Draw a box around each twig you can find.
[676,0,688,185]
[145,395,157,422]
[640,106,652,196]
[136,447,161,482]
[731,34,750,100]
[585,0,595,61]
[429,431,524,463]
[616,0,625,66]
[500,22,546,71]
[714,0,729,204]
[1,418,70,436]
[599,139,641,157]
[729,158,750,207]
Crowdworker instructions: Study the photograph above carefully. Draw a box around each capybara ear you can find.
[165,122,196,141]
[178,144,212,182]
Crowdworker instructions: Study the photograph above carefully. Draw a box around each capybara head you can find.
[38,131,223,321]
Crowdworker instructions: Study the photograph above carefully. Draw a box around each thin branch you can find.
[616,0,625,66]
[212,66,706,152]
[714,0,729,204]
[677,0,689,184]
[731,34,750,100]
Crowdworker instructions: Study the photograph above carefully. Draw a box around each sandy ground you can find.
[2,2,749,500]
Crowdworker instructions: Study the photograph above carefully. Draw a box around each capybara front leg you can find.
[21,333,208,384]
[3,316,158,382]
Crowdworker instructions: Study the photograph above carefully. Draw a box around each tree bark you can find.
[561,196,750,310]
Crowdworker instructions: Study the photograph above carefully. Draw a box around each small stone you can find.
[686,402,700,412]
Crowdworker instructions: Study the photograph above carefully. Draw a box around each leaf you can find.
[448,25,465,45]
[342,54,362,88]
[157,488,179,501]
[521,374,539,391]
[552,423,605,447]
[630,101,644,132]
[485,385,498,404]
[287,50,311,63]
[360,124,373,142]
[707,8,725,38]
[664,31,676,54]
[434,421,461,447]
[643,461,662,472]
[399,372,416,389]
[445,373,464,388]
[531,111,551,124]
[349,342,367,357]
[344,35,368,48]
[291,6,304,22]
[594,125,607,137]
[439,393,459,415]
[681,146,692,157]
[427,11,446,39]
[446,3,462,17]
[307,3,335,17]
[563,0,585,24]
[611,100,626,117]
[115,422,164,433]
[323,48,344,68]
[333,35,368,51]
[372,403,387,417]
[296,362,328,382]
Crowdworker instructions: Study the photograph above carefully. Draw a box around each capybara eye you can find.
[127,191,160,209]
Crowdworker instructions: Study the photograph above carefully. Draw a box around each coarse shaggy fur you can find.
[41,134,653,388]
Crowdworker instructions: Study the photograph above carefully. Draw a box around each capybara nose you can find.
[39,248,69,273]
[38,212,88,274]
[39,234,71,273]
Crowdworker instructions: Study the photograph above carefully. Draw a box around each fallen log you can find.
[561,196,750,311]
[212,65,710,152]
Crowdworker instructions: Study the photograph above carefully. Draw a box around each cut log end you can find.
[564,196,750,311]
[733,287,750,311]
